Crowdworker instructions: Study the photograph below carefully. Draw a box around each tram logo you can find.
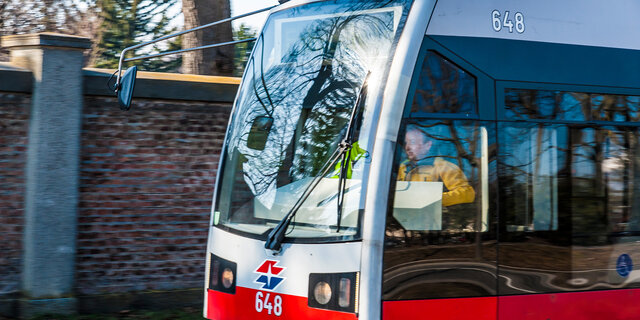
[254,259,286,291]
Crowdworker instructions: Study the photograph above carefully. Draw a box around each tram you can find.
[115,0,640,319]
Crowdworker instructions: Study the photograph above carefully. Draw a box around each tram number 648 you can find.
[255,291,283,316]
[492,10,525,34]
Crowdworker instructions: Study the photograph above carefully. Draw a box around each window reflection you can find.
[216,0,412,239]
[500,124,559,232]
[592,95,640,122]
[505,89,640,122]
[392,121,483,232]
[398,124,476,212]
[383,120,496,300]
[410,51,477,115]
[499,122,640,294]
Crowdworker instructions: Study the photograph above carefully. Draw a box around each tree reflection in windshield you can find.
[217,0,409,235]
[236,4,396,202]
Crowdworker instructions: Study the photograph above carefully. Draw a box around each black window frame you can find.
[404,36,495,121]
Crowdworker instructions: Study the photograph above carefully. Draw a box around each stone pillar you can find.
[1,33,91,317]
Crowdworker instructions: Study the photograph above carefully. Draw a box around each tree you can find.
[233,23,256,77]
[90,0,181,72]
[0,0,89,34]
[181,0,233,75]
[0,0,98,62]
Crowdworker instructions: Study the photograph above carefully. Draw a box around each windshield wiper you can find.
[335,72,369,232]
[264,72,371,253]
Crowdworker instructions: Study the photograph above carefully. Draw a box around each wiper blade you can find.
[264,72,371,253]
[336,72,369,232]
[264,144,346,252]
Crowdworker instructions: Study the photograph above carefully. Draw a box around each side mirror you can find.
[247,116,274,151]
[117,66,137,111]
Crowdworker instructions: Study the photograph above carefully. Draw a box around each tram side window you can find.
[498,88,640,295]
[500,124,559,232]
[409,51,477,115]
[501,123,640,235]
[391,121,482,232]
[383,119,496,300]
[505,89,640,122]
[383,48,496,301]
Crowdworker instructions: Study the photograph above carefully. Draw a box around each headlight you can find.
[338,277,351,308]
[313,281,332,304]
[208,253,237,294]
[308,272,358,313]
[222,267,234,289]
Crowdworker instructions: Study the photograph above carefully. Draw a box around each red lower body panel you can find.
[383,289,640,319]
[207,287,357,320]
[499,289,640,320]
[383,297,497,320]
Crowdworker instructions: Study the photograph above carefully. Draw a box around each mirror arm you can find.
[115,47,131,93]
[113,4,277,93]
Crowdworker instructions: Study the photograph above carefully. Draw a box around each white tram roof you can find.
[427,0,640,51]
[275,0,640,51]
[269,0,640,87]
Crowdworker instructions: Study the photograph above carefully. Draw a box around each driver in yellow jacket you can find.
[398,125,475,207]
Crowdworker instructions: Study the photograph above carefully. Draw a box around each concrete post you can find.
[2,33,91,317]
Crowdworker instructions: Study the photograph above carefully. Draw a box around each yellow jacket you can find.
[332,141,368,179]
[398,157,475,206]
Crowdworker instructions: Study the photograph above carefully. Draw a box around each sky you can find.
[169,0,280,33]
[78,0,279,33]
[230,0,280,31]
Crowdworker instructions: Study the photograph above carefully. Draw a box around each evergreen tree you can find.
[91,0,181,72]
[233,23,257,77]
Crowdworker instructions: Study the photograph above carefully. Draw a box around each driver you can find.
[398,124,475,207]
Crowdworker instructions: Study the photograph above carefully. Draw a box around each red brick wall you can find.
[0,93,30,296]
[77,96,231,295]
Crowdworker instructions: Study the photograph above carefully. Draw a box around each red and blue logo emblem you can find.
[254,260,286,291]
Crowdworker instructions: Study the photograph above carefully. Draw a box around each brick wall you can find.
[77,96,230,295]
[0,58,238,315]
[0,92,30,296]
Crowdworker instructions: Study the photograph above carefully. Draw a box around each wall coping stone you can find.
[83,68,240,103]
[1,33,91,50]
[0,66,242,101]
[0,62,29,71]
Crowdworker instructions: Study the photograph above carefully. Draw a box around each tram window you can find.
[498,123,640,295]
[499,124,559,232]
[391,122,481,231]
[505,89,640,122]
[383,119,497,300]
[591,95,640,121]
[408,51,477,115]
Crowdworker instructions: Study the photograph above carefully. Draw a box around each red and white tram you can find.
[117,0,640,318]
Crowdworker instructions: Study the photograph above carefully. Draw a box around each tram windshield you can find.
[213,0,411,240]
